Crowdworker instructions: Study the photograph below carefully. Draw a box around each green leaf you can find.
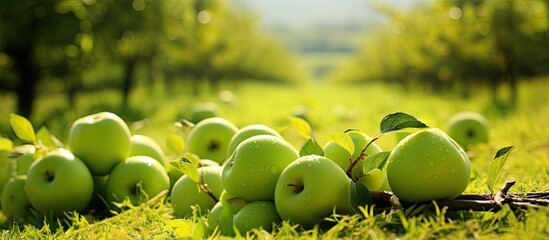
[36,127,60,150]
[299,137,324,157]
[10,114,36,144]
[379,112,428,133]
[170,160,200,183]
[0,137,13,152]
[350,181,372,215]
[487,146,515,193]
[166,133,185,155]
[362,151,391,173]
[287,116,311,138]
[323,132,355,156]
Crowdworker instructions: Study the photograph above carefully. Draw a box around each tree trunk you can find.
[122,58,137,111]
[12,21,39,118]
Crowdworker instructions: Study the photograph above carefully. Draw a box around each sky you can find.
[233,0,424,28]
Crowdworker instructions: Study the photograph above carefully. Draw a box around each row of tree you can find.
[330,0,548,105]
[0,0,304,117]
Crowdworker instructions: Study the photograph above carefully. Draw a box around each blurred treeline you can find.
[330,0,548,106]
[0,0,304,118]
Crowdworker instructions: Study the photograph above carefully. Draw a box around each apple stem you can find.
[346,133,383,180]
[199,174,219,202]
[287,183,304,193]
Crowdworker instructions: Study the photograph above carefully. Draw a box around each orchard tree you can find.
[0,0,90,117]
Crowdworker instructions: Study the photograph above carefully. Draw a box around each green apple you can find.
[189,102,218,124]
[1,175,31,218]
[222,135,299,202]
[11,144,36,175]
[274,155,352,229]
[447,111,489,148]
[199,159,220,167]
[226,124,282,158]
[349,131,383,180]
[323,141,352,172]
[130,134,167,166]
[233,200,281,234]
[68,112,131,176]
[219,190,247,214]
[25,149,94,215]
[357,168,386,191]
[170,165,224,217]
[324,131,383,181]
[105,155,170,206]
[386,128,470,202]
[207,201,235,237]
[186,117,238,164]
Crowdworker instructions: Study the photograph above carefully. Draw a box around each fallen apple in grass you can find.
[25,149,94,215]
[386,128,470,202]
[233,200,281,234]
[447,111,489,149]
[1,175,31,219]
[170,165,224,217]
[222,135,299,202]
[274,155,352,229]
[104,155,170,207]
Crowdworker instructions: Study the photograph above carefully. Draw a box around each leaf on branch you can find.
[287,116,311,139]
[10,114,36,144]
[487,146,515,193]
[350,181,372,215]
[0,137,13,152]
[362,151,391,173]
[379,112,428,133]
[299,137,324,157]
[170,160,200,183]
[323,132,355,156]
[166,133,186,155]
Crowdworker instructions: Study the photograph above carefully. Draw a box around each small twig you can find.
[494,181,516,205]
[199,174,219,202]
[370,181,548,213]
[346,133,383,178]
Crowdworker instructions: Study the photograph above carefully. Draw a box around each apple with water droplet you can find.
[226,123,282,158]
[386,128,470,202]
[222,135,299,202]
[233,200,281,234]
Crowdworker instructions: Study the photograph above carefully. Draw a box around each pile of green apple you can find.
[1,112,174,219]
[0,111,488,236]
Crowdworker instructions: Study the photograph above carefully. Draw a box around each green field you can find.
[1,77,548,239]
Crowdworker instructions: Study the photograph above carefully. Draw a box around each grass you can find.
[0,77,548,239]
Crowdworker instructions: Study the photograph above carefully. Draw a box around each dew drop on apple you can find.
[449,167,456,174]
[431,174,439,180]
[428,161,436,168]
